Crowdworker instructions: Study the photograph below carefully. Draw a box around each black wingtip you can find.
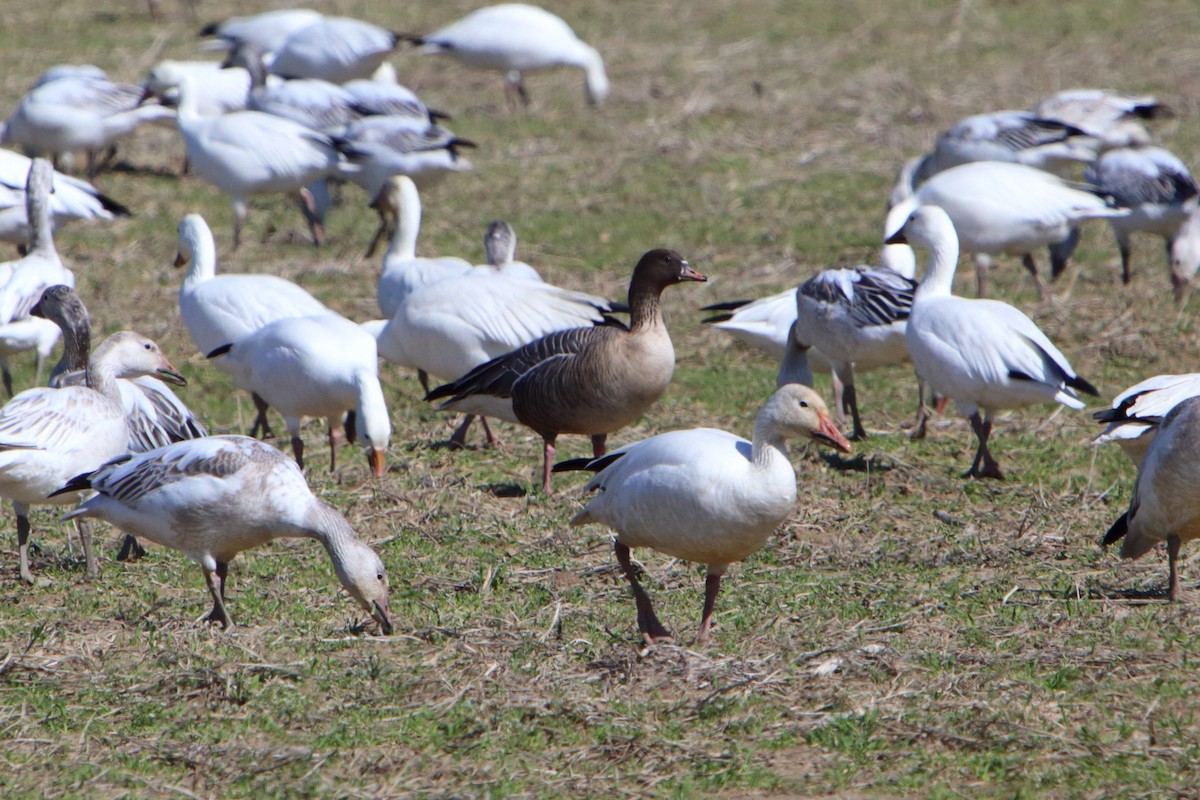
[1102,512,1129,548]
[97,191,132,218]
[1068,375,1101,397]
[551,456,598,474]
[424,381,457,403]
[198,21,220,37]
[701,312,734,324]
[206,343,233,359]
[700,299,752,313]
[395,33,425,46]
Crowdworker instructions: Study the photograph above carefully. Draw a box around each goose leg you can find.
[615,541,672,644]
[830,372,846,426]
[541,436,557,493]
[1168,534,1183,602]
[966,412,1003,480]
[448,415,475,449]
[344,410,357,444]
[232,198,248,251]
[836,364,866,440]
[116,534,146,562]
[249,393,274,439]
[199,562,233,629]
[1049,228,1080,281]
[1022,254,1051,302]
[480,417,501,448]
[910,376,929,441]
[297,187,324,247]
[0,358,12,398]
[327,422,345,472]
[76,519,97,578]
[973,253,991,298]
[417,369,431,396]
[291,435,305,470]
[591,434,607,458]
[697,573,722,645]
[16,504,32,585]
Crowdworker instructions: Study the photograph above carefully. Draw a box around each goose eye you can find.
[377,573,384,581]
[799,400,809,408]
[143,343,153,351]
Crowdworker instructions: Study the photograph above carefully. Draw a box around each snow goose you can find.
[224,42,361,133]
[1092,373,1200,467]
[887,205,1098,479]
[1034,89,1171,149]
[928,110,1096,175]
[342,79,446,123]
[1083,146,1200,297]
[56,435,392,632]
[1102,395,1200,601]
[407,4,609,106]
[146,75,350,249]
[552,384,851,644]
[269,17,400,85]
[480,220,541,282]
[427,250,707,491]
[0,150,130,248]
[0,160,75,325]
[884,161,1128,299]
[207,314,390,477]
[334,115,474,203]
[0,331,184,583]
[374,176,471,314]
[0,317,59,395]
[2,74,174,175]
[791,266,916,440]
[174,214,327,437]
[200,9,325,58]
[142,60,252,118]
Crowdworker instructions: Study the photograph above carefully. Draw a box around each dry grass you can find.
[3,0,1200,797]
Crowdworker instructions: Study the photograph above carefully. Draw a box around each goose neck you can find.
[52,309,91,374]
[84,346,123,403]
[628,285,665,332]
[915,232,960,299]
[387,190,420,262]
[25,166,56,259]
[750,416,788,470]
[181,229,218,287]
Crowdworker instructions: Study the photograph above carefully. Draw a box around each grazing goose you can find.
[56,435,392,633]
[146,74,350,249]
[269,17,401,85]
[374,176,471,316]
[1083,146,1200,297]
[1093,373,1200,466]
[0,150,130,248]
[1034,89,1170,149]
[885,161,1128,299]
[791,266,917,440]
[888,205,1098,479]
[174,214,327,437]
[553,384,851,644]
[407,3,609,106]
[0,160,75,326]
[427,249,707,491]
[1102,396,1200,601]
[0,331,184,583]
[208,313,390,477]
[200,9,326,58]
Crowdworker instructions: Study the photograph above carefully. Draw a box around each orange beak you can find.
[367,447,386,478]
[372,599,393,635]
[812,413,853,453]
[173,251,186,268]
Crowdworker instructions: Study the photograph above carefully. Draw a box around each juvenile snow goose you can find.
[0,331,184,583]
[884,161,1128,299]
[888,205,1098,479]
[1093,373,1200,466]
[207,313,390,477]
[1083,146,1200,298]
[1102,396,1200,601]
[174,214,328,437]
[0,159,75,325]
[56,435,392,632]
[553,384,851,644]
[427,249,706,491]
[407,4,609,107]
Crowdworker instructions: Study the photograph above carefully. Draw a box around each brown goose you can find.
[427,249,706,492]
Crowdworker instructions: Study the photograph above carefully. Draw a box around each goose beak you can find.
[372,599,393,635]
[885,229,908,246]
[157,358,187,387]
[367,447,386,478]
[812,413,853,454]
[680,264,708,282]
[173,251,186,268]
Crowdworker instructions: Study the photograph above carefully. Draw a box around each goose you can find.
[378,259,628,449]
[928,110,1096,175]
[0,160,75,326]
[791,266,917,440]
[884,161,1128,299]
[1082,146,1200,298]
[1102,396,1200,601]
[199,8,325,58]
[374,176,471,314]
[427,249,707,491]
[207,313,390,477]
[0,150,130,248]
[887,205,1098,479]
[174,214,328,437]
[2,74,174,175]
[479,220,541,282]
[145,74,351,249]
[406,4,609,107]
[342,79,446,123]
[333,115,474,203]
[141,60,252,118]
[223,42,362,133]
[55,435,392,632]
[1093,373,1200,466]
[0,331,184,583]
[1034,89,1170,149]
[552,384,851,644]
[269,17,400,85]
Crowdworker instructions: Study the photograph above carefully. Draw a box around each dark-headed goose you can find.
[554,384,850,645]
[427,249,706,491]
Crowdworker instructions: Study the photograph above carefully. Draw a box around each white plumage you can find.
[0,160,75,326]
[0,150,129,247]
[269,17,399,84]
[1093,373,1200,466]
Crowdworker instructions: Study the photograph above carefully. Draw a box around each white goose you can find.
[0,331,184,583]
[374,176,471,320]
[408,4,609,106]
[553,384,851,644]
[1102,396,1200,601]
[225,42,362,133]
[888,205,1099,479]
[57,435,392,632]
[147,74,350,249]
[0,149,130,248]
[269,17,400,84]
[174,214,328,437]
[1083,146,1200,297]
[0,159,75,325]
[208,313,390,477]
[1093,373,1200,466]
[928,110,1096,174]
[0,317,60,395]
[199,8,325,58]
[141,60,252,118]
[342,79,445,123]
[1034,89,1170,149]
[334,115,474,203]
[884,161,1129,299]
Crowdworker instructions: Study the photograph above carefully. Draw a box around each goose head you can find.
[484,220,517,266]
[629,249,707,293]
[174,214,217,275]
[885,204,956,251]
[330,534,393,635]
[355,372,392,478]
[32,284,90,335]
[760,384,852,453]
[93,331,186,386]
[582,46,609,105]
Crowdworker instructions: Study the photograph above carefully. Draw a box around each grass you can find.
[2,0,1200,796]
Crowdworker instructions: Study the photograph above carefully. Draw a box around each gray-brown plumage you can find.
[427,249,707,492]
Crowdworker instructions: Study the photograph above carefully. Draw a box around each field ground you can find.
[3,0,1200,797]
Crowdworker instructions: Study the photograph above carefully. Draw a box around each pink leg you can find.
[448,415,475,450]
[697,573,722,645]
[541,437,556,493]
[615,541,672,644]
[591,433,607,458]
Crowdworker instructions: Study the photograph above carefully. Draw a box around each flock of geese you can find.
[0,5,1199,645]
